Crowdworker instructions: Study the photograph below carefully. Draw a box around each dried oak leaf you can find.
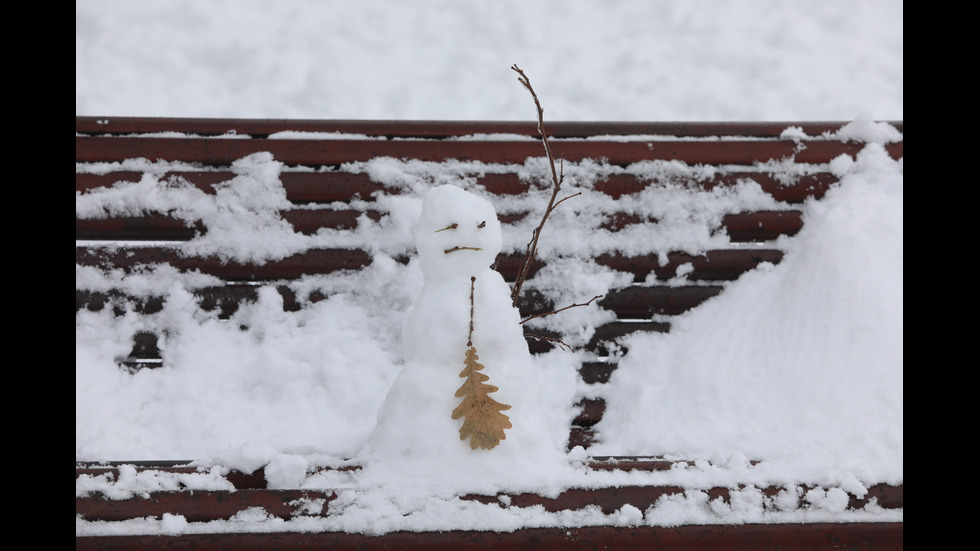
[452,346,512,450]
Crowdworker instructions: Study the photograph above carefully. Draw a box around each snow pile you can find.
[592,143,903,485]
[77,153,305,262]
[75,281,404,460]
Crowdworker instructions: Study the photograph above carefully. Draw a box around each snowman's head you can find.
[415,184,503,279]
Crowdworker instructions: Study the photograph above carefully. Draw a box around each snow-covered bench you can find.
[76,117,903,549]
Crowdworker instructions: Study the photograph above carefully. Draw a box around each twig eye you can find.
[434,223,458,233]
[477,221,486,228]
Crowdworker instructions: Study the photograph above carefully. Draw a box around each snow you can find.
[590,144,903,486]
[75,0,902,536]
[75,0,902,121]
[354,185,578,496]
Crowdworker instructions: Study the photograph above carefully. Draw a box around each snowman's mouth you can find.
[444,246,482,254]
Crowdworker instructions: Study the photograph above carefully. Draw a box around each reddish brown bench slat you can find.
[77,284,719,322]
[78,170,838,204]
[78,489,337,523]
[77,485,903,525]
[593,172,840,203]
[74,459,903,550]
[75,458,903,520]
[75,209,376,239]
[76,247,372,281]
[76,210,800,241]
[75,246,782,284]
[596,249,785,281]
[75,523,904,551]
[76,171,384,202]
[75,116,902,139]
[599,285,725,317]
[76,134,902,167]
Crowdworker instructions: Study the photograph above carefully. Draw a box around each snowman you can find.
[358,184,564,471]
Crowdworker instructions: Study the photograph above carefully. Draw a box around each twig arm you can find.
[509,64,578,307]
[519,295,603,325]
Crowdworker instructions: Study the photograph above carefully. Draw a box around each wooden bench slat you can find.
[74,458,705,486]
[76,210,801,242]
[75,459,903,518]
[73,458,681,486]
[723,210,804,241]
[76,215,203,240]
[578,361,617,384]
[77,489,337,523]
[78,171,840,204]
[77,287,263,318]
[77,283,715,320]
[75,116,903,139]
[585,322,671,353]
[76,135,902,167]
[461,484,903,516]
[75,209,371,240]
[75,247,782,283]
[75,247,537,283]
[592,172,840,203]
[573,398,606,425]
[77,522,905,551]
[76,172,385,203]
[596,249,784,281]
[599,285,725,317]
[75,247,372,281]
[77,485,902,525]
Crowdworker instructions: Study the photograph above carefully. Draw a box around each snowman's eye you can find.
[477,221,486,228]
[434,223,458,233]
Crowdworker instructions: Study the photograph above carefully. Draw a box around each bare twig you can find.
[509,64,578,307]
[467,276,476,346]
[519,295,603,325]
[522,332,573,352]
[552,190,582,209]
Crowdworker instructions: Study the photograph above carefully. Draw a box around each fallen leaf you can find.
[452,346,512,450]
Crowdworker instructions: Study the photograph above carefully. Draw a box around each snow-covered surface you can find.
[76,0,902,536]
[75,0,902,122]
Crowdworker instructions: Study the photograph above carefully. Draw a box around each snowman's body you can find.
[359,185,558,468]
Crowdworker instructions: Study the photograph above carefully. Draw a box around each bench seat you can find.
[76,117,903,549]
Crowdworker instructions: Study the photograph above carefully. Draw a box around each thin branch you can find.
[467,276,476,346]
[509,64,578,307]
[522,332,573,352]
[552,190,581,210]
[519,295,603,325]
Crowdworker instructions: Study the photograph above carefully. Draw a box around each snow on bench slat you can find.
[76,134,901,166]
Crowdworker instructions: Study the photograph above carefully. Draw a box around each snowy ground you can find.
[76,0,902,536]
[75,0,903,122]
